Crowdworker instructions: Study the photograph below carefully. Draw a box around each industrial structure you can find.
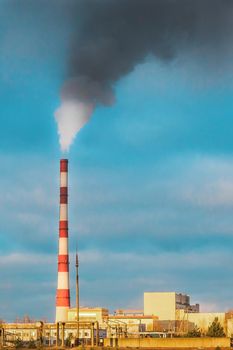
[144,292,199,320]
[56,159,70,322]
[143,292,225,335]
[2,291,233,346]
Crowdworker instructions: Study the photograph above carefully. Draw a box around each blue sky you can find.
[1,2,233,322]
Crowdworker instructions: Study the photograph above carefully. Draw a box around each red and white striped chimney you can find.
[56,159,70,322]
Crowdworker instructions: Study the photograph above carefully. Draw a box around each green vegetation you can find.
[65,332,74,347]
[206,318,225,337]
[14,338,24,348]
[185,326,201,337]
[27,339,37,348]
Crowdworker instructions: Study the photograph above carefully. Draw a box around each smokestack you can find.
[56,159,70,322]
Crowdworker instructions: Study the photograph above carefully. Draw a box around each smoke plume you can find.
[53,0,233,151]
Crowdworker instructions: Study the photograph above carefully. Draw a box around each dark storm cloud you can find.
[66,0,233,105]
[5,0,233,105]
[4,0,233,151]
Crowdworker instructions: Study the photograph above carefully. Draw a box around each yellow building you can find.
[67,307,158,337]
[68,307,108,327]
[176,309,226,334]
[144,292,199,320]
[188,312,225,333]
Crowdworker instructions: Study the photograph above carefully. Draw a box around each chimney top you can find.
[60,159,68,172]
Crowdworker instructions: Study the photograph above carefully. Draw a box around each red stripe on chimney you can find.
[56,289,70,307]
[59,229,68,237]
[56,298,70,307]
[58,255,69,263]
[59,221,68,229]
[60,187,68,204]
[60,187,68,195]
[57,289,70,298]
[58,264,69,272]
[60,196,68,204]
[58,254,69,272]
[60,159,68,172]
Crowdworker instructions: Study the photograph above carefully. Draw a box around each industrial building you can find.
[176,309,226,334]
[2,292,232,347]
[144,292,199,320]
[68,307,108,327]
[143,292,228,335]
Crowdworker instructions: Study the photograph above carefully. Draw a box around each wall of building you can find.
[68,307,108,325]
[176,293,190,307]
[144,292,176,320]
[187,312,226,333]
[104,337,230,348]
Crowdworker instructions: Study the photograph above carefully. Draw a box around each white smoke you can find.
[55,100,93,152]
[54,77,114,152]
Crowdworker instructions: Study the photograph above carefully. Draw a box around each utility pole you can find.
[76,249,80,346]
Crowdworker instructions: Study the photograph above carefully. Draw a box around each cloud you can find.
[2,153,233,255]
[68,154,233,245]
[74,248,233,312]
[176,156,233,207]
[0,252,56,321]
[1,246,232,321]
[0,154,58,253]
[1,153,233,319]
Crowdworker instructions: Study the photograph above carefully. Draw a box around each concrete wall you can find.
[144,292,176,320]
[104,337,230,348]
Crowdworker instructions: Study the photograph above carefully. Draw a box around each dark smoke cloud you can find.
[65,0,233,106]
[5,1,233,150]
